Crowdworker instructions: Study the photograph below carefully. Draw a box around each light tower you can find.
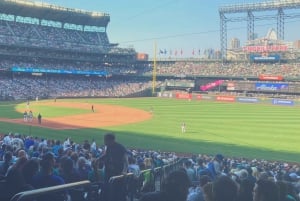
[219,0,300,60]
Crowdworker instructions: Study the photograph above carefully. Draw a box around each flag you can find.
[198,49,201,55]
[180,49,183,55]
[175,50,178,56]
[192,49,195,55]
[159,49,167,55]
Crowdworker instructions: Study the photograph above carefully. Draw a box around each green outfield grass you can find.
[0,98,299,163]
[15,102,90,118]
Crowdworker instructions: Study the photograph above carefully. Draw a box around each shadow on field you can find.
[115,130,299,163]
[0,121,298,163]
[0,102,25,118]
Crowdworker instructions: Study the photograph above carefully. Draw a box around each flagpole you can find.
[152,42,157,95]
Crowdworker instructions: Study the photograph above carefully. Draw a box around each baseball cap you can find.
[289,173,300,180]
[215,154,224,161]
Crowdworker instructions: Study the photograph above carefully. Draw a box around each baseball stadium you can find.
[0,0,300,201]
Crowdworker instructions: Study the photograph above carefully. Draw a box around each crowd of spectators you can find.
[1,9,300,201]
[3,49,300,81]
[3,19,300,82]
[4,57,300,100]
[0,131,300,201]
[0,58,145,75]
[150,61,300,79]
[0,75,156,100]
[0,20,110,52]
[4,59,300,79]
[0,132,178,201]
[183,153,300,201]
[140,153,300,201]
[47,78,154,98]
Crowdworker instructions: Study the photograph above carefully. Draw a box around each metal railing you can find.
[10,180,90,201]
[9,158,185,201]
[108,158,185,201]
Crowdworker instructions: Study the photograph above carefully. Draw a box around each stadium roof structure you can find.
[219,0,300,60]
[0,0,110,27]
[219,0,300,13]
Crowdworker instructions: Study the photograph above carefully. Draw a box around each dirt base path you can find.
[0,102,152,130]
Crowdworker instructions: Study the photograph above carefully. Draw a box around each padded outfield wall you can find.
[158,91,299,107]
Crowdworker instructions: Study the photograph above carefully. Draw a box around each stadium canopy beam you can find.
[226,13,300,22]
[219,0,300,60]
[220,12,227,61]
[277,8,284,40]
[219,0,300,14]
[247,11,254,41]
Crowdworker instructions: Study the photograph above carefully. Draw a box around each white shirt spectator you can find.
[91,141,97,152]
[63,138,71,151]
[3,134,12,145]
[38,139,48,149]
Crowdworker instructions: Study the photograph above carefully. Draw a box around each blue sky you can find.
[41,0,300,57]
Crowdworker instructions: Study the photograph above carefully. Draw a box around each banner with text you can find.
[272,99,294,106]
[176,93,192,99]
[200,80,224,91]
[243,45,287,52]
[195,94,214,101]
[158,92,173,98]
[255,83,289,91]
[12,67,108,76]
[216,96,235,102]
[250,54,280,62]
[227,82,235,91]
[237,97,259,103]
[259,75,283,81]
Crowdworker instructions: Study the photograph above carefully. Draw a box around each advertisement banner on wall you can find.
[250,54,280,62]
[202,95,214,100]
[272,99,294,106]
[227,82,235,91]
[12,67,108,76]
[243,45,287,52]
[136,53,149,61]
[196,94,202,100]
[200,80,224,91]
[259,75,283,81]
[158,92,173,98]
[176,93,192,99]
[237,97,259,103]
[195,94,214,101]
[255,83,289,91]
[216,96,235,102]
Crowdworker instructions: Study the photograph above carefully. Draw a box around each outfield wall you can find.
[157,91,300,106]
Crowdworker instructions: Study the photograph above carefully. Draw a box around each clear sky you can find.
[40,0,300,57]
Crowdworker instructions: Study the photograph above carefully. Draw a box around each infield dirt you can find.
[0,102,152,130]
